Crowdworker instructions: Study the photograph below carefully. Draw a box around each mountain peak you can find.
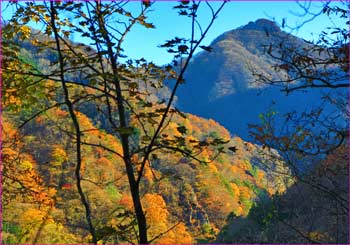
[240,18,280,33]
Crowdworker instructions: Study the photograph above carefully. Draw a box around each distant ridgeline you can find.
[177,18,346,140]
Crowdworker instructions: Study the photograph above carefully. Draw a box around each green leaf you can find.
[177,125,187,134]
[115,127,134,135]
[199,45,213,52]
[129,82,138,90]
[95,226,116,241]
[141,135,151,142]
[144,22,155,29]
[178,45,189,53]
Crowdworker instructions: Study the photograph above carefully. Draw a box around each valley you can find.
[2,1,348,244]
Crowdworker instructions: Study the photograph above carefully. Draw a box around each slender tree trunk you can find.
[94,3,148,243]
[50,3,97,244]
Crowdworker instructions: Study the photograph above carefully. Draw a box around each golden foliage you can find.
[51,146,68,166]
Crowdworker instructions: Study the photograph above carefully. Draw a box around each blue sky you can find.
[107,1,346,64]
[119,1,339,64]
[1,1,345,65]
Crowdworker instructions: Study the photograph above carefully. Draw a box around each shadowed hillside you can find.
[177,18,329,139]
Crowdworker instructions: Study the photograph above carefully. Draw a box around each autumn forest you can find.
[1,1,349,244]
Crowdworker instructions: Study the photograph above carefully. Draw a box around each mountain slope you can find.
[177,18,326,139]
[2,108,291,243]
[2,27,292,243]
[216,144,349,244]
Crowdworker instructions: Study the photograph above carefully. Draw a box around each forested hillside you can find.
[3,28,291,242]
[3,39,291,242]
[3,106,290,243]
[2,1,348,244]
[216,144,349,243]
